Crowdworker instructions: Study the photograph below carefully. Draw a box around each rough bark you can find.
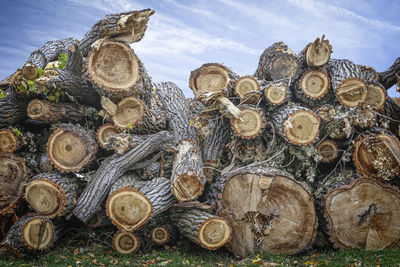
[73,131,173,223]
[0,88,29,128]
[170,207,232,250]
[378,57,400,90]
[158,82,205,202]
[112,230,140,254]
[208,166,317,257]
[25,173,81,219]
[324,178,400,250]
[46,123,98,173]
[255,41,298,81]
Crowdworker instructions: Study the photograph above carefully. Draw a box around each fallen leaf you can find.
[158,260,172,266]
[74,248,79,255]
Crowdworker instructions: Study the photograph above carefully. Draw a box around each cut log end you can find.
[364,82,387,110]
[22,217,54,250]
[172,173,205,202]
[96,124,121,149]
[112,230,140,254]
[264,82,289,105]
[87,41,140,92]
[25,179,65,219]
[231,107,264,139]
[336,78,367,108]
[112,97,145,129]
[234,76,261,104]
[317,140,339,163]
[22,62,38,80]
[299,69,330,100]
[325,178,400,250]
[47,127,95,173]
[106,187,153,231]
[0,130,18,153]
[284,110,320,145]
[151,227,170,245]
[189,63,230,98]
[306,36,332,67]
[353,132,400,180]
[27,99,48,121]
[198,218,232,250]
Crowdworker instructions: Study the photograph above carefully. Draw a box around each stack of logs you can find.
[1,8,400,259]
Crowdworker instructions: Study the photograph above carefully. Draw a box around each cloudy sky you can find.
[0,0,399,97]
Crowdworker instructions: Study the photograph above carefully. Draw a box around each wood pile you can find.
[1,9,400,258]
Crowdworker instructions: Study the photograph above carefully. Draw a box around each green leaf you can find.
[18,84,27,91]
[12,128,21,137]
[48,95,56,101]
[37,68,44,76]
[128,123,133,130]
[57,53,68,70]
[0,90,4,99]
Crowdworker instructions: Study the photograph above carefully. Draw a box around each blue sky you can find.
[0,0,399,97]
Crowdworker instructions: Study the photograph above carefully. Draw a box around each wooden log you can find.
[263,79,292,106]
[0,129,18,153]
[297,36,332,68]
[46,123,98,173]
[25,173,81,219]
[73,130,173,223]
[254,41,298,81]
[27,99,99,124]
[363,81,387,111]
[316,139,340,163]
[79,9,155,57]
[353,130,400,180]
[324,178,400,250]
[86,204,112,228]
[39,153,53,173]
[327,59,367,108]
[378,57,400,90]
[271,105,320,145]
[0,88,29,128]
[0,215,56,257]
[106,176,176,232]
[150,224,176,246]
[234,76,262,104]
[112,230,140,254]
[0,153,29,216]
[208,166,317,257]
[321,109,354,140]
[170,208,232,250]
[360,65,379,83]
[157,82,205,202]
[231,105,265,139]
[96,123,121,150]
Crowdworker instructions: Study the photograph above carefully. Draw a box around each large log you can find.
[73,130,173,223]
[324,178,400,250]
[106,175,176,232]
[0,153,29,216]
[209,166,317,257]
[25,173,81,219]
[170,207,232,250]
[46,123,98,173]
[254,42,299,81]
[157,82,205,202]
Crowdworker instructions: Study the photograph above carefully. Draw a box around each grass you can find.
[2,238,400,267]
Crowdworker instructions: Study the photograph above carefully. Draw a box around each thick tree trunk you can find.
[378,57,400,90]
[73,131,173,223]
[25,173,81,219]
[150,224,176,246]
[0,153,29,216]
[254,42,299,81]
[324,178,400,250]
[158,82,205,202]
[106,175,176,232]
[46,123,98,173]
[112,230,140,254]
[170,207,232,250]
[209,166,317,257]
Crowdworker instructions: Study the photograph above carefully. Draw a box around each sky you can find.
[0,0,399,97]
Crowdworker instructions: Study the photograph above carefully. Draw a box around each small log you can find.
[39,153,53,173]
[298,36,332,68]
[209,167,317,257]
[73,131,173,223]
[150,224,176,246]
[27,99,99,124]
[324,178,400,250]
[158,82,205,202]
[271,105,320,145]
[170,208,232,250]
[321,110,354,140]
[327,59,367,108]
[25,173,80,219]
[112,230,140,254]
[353,130,400,180]
[231,105,265,139]
[234,76,262,104]
[254,41,298,81]
[0,153,29,215]
[0,88,29,128]
[79,9,155,57]
[0,129,18,153]
[96,123,121,150]
[46,123,98,173]
[106,176,176,232]
[316,139,339,163]
[0,215,56,256]
[263,79,292,106]
[378,57,400,90]
[363,82,387,110]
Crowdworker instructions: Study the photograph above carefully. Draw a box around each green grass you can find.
[1,239,400,267]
